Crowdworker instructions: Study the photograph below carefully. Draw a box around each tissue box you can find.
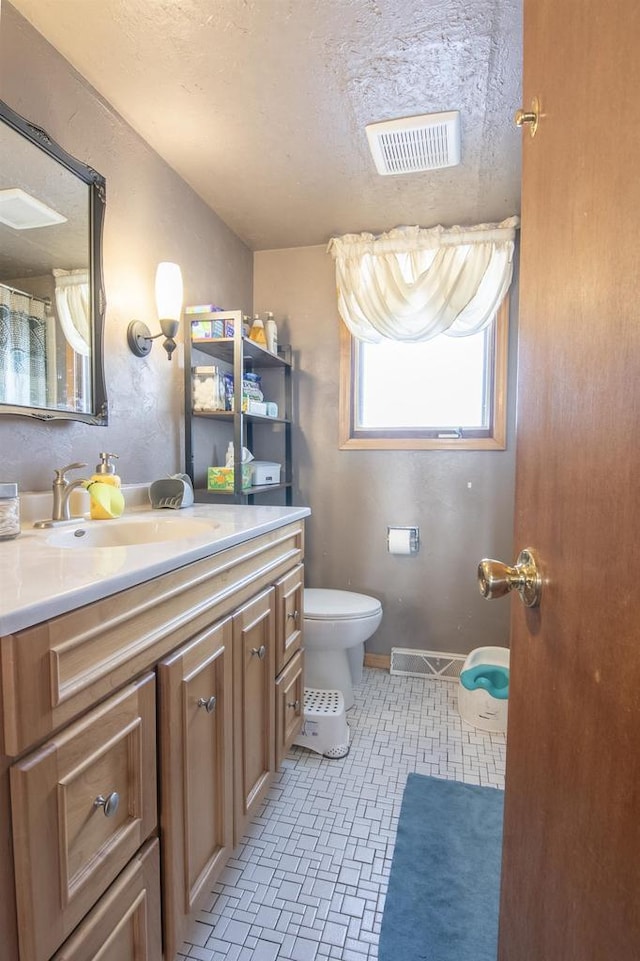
[207,465,252,491]
[251,461,281,485]
[191,319,224,339]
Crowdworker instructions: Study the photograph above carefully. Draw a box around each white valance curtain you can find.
[327,216,519,342]
[53,268,91,356]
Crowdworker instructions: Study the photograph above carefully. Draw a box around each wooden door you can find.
[498,3,640,959]
[233,588,275,845]
[158,617,233,960]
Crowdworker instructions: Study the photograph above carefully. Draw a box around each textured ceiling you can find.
[9,0,522,251]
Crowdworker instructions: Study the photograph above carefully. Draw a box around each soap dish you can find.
[149,474,194,510]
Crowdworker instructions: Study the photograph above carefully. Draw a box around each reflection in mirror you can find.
[0,99,107,424]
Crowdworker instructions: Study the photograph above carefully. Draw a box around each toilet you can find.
[303,588,383,709]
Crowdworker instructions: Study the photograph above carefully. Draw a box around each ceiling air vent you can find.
[0,188,67,229]
[365,111,461,176]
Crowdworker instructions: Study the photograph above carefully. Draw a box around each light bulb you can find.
[155,262,183,321]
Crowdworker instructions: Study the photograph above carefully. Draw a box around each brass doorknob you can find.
[514,97,540,138]
[477,549,542,607]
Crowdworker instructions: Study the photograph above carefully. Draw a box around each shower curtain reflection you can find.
[0,278,92,413]
[0,284,49,408]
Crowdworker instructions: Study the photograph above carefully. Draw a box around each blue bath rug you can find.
[379,774,504,961]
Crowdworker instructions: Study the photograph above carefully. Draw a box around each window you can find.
[339,296,509,450]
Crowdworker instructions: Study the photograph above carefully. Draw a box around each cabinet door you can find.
[158,617,234,960]
[274,563,304,675]
[50,839,162,961]
[233,588,275,845]
[10,674,157,961]
[275,650,304,771]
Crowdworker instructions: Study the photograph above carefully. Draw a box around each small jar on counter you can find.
[0,483,20,540]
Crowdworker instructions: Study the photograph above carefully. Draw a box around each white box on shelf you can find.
[251,461,281,485]
[246,400,268,416]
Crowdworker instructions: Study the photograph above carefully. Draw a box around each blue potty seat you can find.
[460,664,509,700]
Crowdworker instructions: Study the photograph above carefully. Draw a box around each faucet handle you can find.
[54,462,88,482]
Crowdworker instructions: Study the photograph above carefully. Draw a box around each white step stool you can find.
[293,688,350,759]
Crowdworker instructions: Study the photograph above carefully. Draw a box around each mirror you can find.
[0,99,107,424]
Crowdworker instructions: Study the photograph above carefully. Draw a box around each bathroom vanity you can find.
[0,504,308,961]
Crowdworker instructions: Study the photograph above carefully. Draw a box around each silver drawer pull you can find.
[287,700,300,711]
[197,695,217,713]
[287,610,299,622]
[94,791,120,817]
[251,645,267,660]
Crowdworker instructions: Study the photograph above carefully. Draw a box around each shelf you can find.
[195,483,292,500]
[192,337,291,369]
[185,309,294,507]
[192,410,290,425]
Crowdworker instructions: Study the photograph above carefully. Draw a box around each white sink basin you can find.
[46,516,218,549]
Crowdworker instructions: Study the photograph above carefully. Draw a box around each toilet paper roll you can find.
[388,528,414,555]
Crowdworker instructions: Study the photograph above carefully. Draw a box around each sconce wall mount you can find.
[127,262,183,361]
[127,318,179,359]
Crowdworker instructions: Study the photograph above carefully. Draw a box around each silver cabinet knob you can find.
[286,610,299,622]
[197,695,217,713]
[287,699,301,711]
[94,791,120,817]
[251,645,267,659]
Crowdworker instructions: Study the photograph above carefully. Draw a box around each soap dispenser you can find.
[89,452,121,519]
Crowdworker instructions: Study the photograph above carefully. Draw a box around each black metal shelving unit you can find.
[184,309,293,504]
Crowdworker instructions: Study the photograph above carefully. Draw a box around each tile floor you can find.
[178,667,506,961]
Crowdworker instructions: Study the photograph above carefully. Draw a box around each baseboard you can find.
[364,652,391,670]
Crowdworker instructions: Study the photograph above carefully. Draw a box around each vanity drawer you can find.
[10,673,157,961]
[275,649,304,770]
[274,563,304,675]
[51,839,161,961]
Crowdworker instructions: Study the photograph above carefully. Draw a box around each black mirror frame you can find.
[0,99,108,425]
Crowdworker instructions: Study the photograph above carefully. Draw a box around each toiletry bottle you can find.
[89,452,121,519]
[249,314,267,347]
[225,441,234,467]
[265,312,278,354]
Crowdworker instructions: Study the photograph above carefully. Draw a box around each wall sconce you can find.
[127,262,183,360]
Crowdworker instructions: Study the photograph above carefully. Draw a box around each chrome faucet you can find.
[34,462,89,528]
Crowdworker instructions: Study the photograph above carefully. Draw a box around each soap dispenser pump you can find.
[89,452,121,519]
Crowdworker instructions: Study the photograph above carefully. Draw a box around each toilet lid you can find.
[304,588,382,621]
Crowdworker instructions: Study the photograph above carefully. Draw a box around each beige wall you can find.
[0,3,252,490]
[254,245,517,656]
[1,3,516,658]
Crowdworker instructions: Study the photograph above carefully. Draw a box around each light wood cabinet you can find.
[50,840,162,961]
[0,519,305,961]
[10,673,157,961]
[232,588,276,844]
[274,563,304,675]
[275,649,304,770]
[158,617,234,961]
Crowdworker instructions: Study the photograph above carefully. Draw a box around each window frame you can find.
[339,295,509,451]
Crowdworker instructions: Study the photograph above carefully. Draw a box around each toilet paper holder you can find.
[387,526,420,554]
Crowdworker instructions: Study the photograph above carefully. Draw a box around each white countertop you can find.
[0,503,310,635]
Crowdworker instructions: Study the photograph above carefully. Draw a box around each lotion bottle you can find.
[249,315,268,347]
[265,312,278,354]
[89,452,121,519]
